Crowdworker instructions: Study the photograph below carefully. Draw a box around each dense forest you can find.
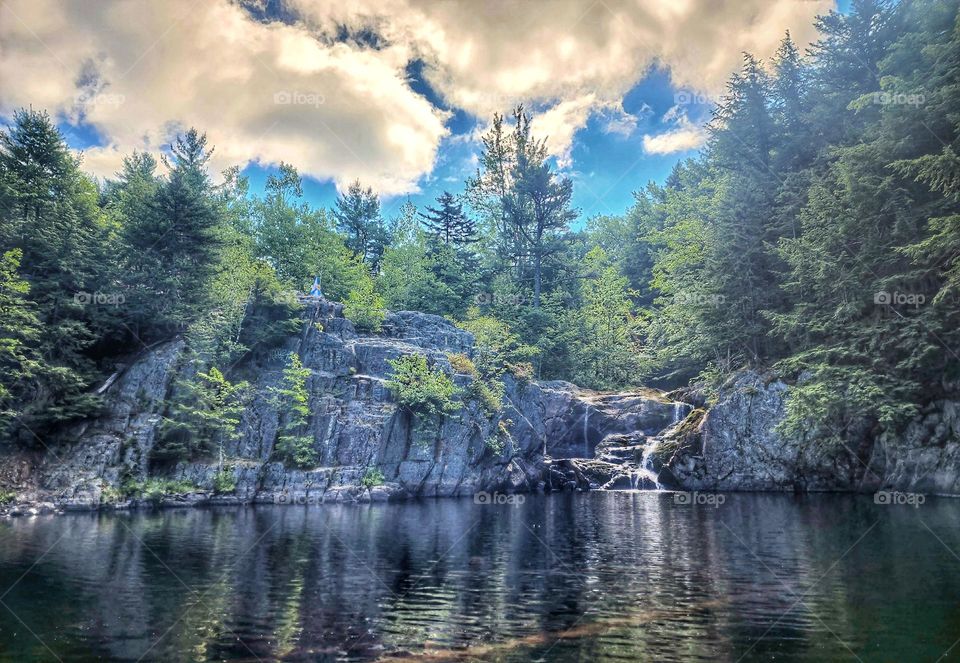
[1,0,958,459]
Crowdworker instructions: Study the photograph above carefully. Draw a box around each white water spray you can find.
[583,405,590,457]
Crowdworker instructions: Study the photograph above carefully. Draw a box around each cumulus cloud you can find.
[642,126,708,155]
[642,105,709,155]
[0,0,832,190]
[0,0,448,194]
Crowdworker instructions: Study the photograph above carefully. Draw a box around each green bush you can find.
[447,352,476,376]
[213,467,237,493]
[360,467,385,488]
[344,272,386,332]
[0,490,15,505]
[122,478,197,502]
[386,354,460,416]
[485,418,513,454]
[470,378,504,415]
[275,435,317,469]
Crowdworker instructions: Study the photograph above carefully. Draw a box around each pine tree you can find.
[332,180,389,269]
[0,249,42,436]
[154,364,248,462]
[272,353,316,468]
[419,191,477,246]
[0,109,106,438]
[120,129,225,339]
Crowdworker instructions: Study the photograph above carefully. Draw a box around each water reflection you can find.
[0,493,958,661]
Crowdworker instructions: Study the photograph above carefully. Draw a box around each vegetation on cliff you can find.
[0,0,957,458]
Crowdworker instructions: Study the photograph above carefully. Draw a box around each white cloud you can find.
[0,0,448,194]
[643,106,709,155]
[0,0,833,188]
[642,126,708,155]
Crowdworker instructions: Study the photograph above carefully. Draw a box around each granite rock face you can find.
[18,299,678,508]
[9,303,959,512]
[665,371,960,495]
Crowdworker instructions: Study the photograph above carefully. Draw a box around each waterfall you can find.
[637,436,661,490]
[583,405,590,457]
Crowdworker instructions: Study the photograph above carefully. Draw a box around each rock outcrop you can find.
[5,302,958,513]
[664,371,960,495]
[7,299,678,509]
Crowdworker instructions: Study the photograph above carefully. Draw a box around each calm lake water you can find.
[0,492,958,662]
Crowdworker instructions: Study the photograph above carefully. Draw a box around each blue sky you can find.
[235,63,710,225]
[0,0,842,226]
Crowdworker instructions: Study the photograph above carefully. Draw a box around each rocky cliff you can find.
[663,371,960,496]
[3,299,679,510]
[3,302,957,515]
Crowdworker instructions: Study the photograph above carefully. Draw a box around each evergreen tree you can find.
[419,191,477,246]
[272,353,316,468]
[0,249,42,436]
[154,364,248,462]
[0,109,106,437]
[120,129,225,339]
[332,180,389,269]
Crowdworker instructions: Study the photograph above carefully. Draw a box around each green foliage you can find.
[213,466,237,493]
[0,109,106,440]
[485,419,513,455]
[386,354,460,417]
[154,364,248,462]
[360,467,385,488]
[0,249,42,435]
[0,490,15,505]
[271,352,317,468]
[333,180,390,268]
[457,309,537,380]
[344,269,386,332]
[572,247,644,390]
[447,353,476,376]
[122,478,197,502]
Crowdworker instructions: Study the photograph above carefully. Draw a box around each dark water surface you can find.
[0,492,958,662]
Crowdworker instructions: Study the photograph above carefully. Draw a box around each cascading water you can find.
[556,397,693,492]
[636,401,690,490]
[583,405,591,457]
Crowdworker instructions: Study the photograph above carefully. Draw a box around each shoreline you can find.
[3,485,952,519]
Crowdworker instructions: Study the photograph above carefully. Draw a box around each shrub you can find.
[386,354,460,416]
[275,435,317,469]
[485,420,512,455]
[470,378,504,415]
[360,467,385,488]
[447,353,476,376]
[0,490,15,505]
[344,273,386,332]
[213,467,237,493]
[122,478,197,502]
